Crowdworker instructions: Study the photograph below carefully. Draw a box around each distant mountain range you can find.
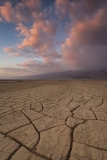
[19,69,107,80]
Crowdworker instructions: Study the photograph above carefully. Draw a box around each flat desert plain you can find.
[0,80,107,160]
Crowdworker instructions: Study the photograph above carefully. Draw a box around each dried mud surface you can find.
[0,80,107,160]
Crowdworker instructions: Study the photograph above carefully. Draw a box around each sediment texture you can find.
[0,80,107,160]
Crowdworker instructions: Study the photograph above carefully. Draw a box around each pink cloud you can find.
[0,0,61,67]
[3,47,24,58]
[15,20,60,61]
[22,0,41,12]
[63,8,107,48]
[17,20,57,50]
[55,0,107,21]
[0,0,41,23]
[1,0,60,64]
[55,0,71,19]
[16,59,64,74]
[3,19,60,62]
[62,8,107,70]
[0,2,18,23]
[15,0,42,23]
[0,17,2,21]
[1,0,107,74]
[3,47,15,53]
[15,23,30,37]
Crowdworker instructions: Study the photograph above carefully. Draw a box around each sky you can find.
[0,0,107,78]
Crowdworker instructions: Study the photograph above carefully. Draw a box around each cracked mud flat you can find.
[0,80,107,160]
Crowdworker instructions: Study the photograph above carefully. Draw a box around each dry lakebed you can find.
[0,80,107,160]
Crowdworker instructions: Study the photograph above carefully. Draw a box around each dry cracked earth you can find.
[0,80,107,160]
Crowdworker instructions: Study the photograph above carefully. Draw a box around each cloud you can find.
[16,59,65,74]
[55,0,107,20]
[62,45,107,70]
[0,17,2,21]
[0,67,34,78]
[15,23,30,37]
[1,0,61,63]
[1,0,60,64]
[18,20,58,49]
[3,47,24,57]
[0,58,65,78]
[81,0,107,13]
[0,0,41,23]
[62,8,107,70]
[5,19,60,62]
[55,0,71,19]
[0,2,18,23]
[3,47,19,53]
[1,0,107,77]
[63,9,107,46]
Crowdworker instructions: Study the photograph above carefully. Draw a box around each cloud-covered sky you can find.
[0,0,107,78]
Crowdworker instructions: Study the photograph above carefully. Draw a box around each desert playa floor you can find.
[0,80,107,160]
